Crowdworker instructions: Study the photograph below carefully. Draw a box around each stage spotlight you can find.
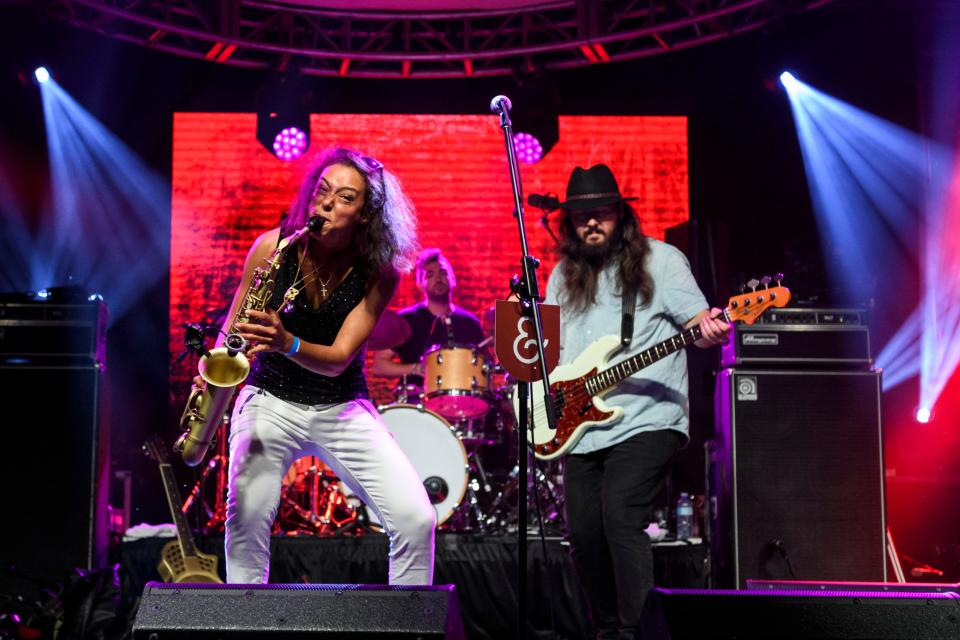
[256,72,311,162]
[513,131,543,165]
[257,109,310,162]
[511,111,558,164]
[509,73,560,164]
[34,66,50,84]
[779,71,797,88]
[271,126,308,162]
[915,407,932,424]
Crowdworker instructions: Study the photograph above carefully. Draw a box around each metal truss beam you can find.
[30,0,836,79]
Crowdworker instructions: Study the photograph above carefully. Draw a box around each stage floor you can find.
[117,533,708,640]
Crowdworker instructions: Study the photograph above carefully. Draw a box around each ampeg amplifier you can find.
[0,301,107,364]
[721,308,870,369]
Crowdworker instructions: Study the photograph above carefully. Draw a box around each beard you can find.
[426,284,450,303]
[567,232,621,270]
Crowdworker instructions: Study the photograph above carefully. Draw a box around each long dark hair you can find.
[286,147,419,276]
[557,203,654,314]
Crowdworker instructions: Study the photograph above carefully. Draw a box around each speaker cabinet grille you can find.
[133,583,465,639]
[2,364,108,596]
[641,587,960,640]
[710,369,886,587]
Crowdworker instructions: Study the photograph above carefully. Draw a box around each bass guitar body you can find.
[514,335,625,460]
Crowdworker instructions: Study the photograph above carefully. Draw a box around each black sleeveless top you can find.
[247,228,370,404]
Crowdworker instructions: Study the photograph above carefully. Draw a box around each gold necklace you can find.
[314,270,333,298]
[283,245,336,312]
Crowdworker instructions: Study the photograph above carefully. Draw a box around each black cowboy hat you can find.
[557,163,638,211]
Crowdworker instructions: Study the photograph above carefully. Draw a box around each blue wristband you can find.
[285,336,301,357]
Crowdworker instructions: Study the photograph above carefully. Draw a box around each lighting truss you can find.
[31,0,834,79]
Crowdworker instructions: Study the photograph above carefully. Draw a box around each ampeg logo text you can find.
[742,334,779,346]
[737,375,758,401]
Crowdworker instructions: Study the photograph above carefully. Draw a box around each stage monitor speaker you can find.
[710,369,886,588]
[133,583,466,639]
[638,587,960,640]
[1,363,108,597]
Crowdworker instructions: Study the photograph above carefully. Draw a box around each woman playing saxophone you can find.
[210,147,431,584]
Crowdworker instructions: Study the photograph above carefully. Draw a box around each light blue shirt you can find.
[543,239,708,453]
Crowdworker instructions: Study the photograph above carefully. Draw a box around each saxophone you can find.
[175,216,323,466]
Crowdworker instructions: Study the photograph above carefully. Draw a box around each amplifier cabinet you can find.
[721,323,871,369]
[0,302,107,364]
[709,369,886,588]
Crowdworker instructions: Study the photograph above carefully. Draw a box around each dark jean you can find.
[564,429,684,640]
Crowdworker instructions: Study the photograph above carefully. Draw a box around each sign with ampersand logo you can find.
[494,300,560,382]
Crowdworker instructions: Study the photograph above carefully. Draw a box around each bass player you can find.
[542,164,730,639]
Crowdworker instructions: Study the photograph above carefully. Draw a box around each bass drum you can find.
[352,404,469,527]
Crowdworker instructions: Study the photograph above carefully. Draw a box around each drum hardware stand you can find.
[277,465,360,536]
[454,447,497,532]
[491,93,559,640]
[485,456,566,534]
[181,417,229,533]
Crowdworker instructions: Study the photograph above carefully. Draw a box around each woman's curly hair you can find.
[286,147,419,276]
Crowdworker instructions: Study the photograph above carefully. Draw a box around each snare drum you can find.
[369,404,469,526]
[423,344,490,420]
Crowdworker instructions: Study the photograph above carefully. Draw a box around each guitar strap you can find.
[621,283,637,347]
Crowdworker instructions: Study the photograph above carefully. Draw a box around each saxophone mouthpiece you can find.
[306,215,325,232]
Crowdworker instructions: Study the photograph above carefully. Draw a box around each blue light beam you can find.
[784,75,960,413]
[781,76,946,299]
[875,305,923,391]
[38,78,169,323]
[0,163,38,292]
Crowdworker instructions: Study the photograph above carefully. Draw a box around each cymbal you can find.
[369,309,411,350]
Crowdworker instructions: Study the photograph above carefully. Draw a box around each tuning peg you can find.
[760,275,772,289]
[747,278,760,292]
[775,272,784,285]
[739,283,746,294]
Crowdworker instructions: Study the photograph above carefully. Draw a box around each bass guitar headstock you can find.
[726,273,791,325]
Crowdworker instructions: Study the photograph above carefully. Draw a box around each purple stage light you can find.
[271,126,307,161]
[915,407,932,424]
[34,66,51,84]
[513,131,543,164]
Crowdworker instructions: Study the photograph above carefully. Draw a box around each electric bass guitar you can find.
[143,437,222,583]
[515,280,791,460]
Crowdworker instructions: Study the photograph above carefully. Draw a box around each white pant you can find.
[224,385,436,584]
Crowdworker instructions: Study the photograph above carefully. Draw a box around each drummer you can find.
[371,248,484,397]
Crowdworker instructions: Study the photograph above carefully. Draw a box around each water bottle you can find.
[675,492,694,540]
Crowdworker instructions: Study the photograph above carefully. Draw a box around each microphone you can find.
[489,95,512,115]
[528,193,561,211]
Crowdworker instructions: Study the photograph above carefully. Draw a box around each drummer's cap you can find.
[415,247,457,290]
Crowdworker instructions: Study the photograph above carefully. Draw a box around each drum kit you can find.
[274,308,567,536]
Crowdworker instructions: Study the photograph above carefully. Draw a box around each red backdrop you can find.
[170,113,689,405]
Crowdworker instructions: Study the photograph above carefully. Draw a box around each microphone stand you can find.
[491,95,558,640]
